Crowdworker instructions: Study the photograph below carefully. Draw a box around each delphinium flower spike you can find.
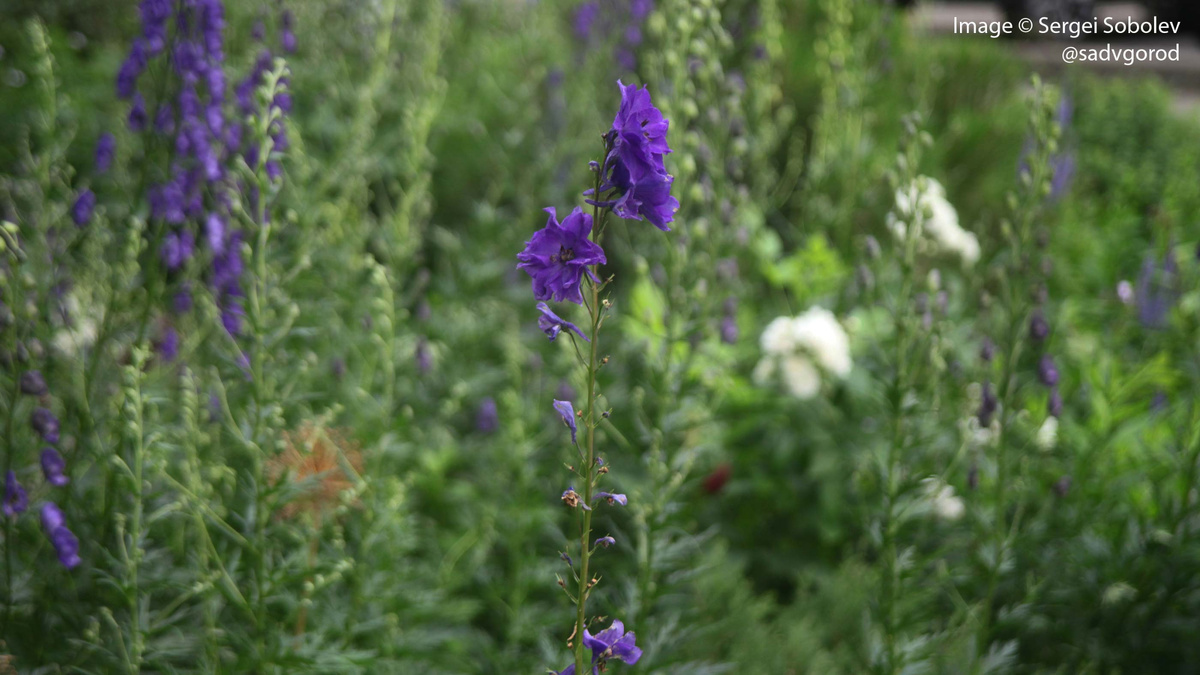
[523,80,673,675]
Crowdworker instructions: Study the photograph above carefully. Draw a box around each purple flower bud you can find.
[95,133,116,173]
[1048,388,1063,418]
[978,381,998,427]
[40,448,69,487]
[221,299,244,336]
[20,370,48,396]
[416,338,432,374]
[3,471,27,517]
[161,230,195,270]
[1029,311,1050,342]
[595,536,616,548]
[157,326,180,362]
[720,315,738,345]
[281,11,297,53]
[31,407,60,444]
[72,189,96,227]
[553,399,577,445]
[40,502,81,569]
[476,398,499,434]
[1038,355,1059,387]
[173,287,194,315]
[980,337,995,363]
[128,93,148,131]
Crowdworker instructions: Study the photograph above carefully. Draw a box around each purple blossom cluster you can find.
[587,81,678,230]
[3,369,78,569]
[115,0,294,342]
[573,0,654,72]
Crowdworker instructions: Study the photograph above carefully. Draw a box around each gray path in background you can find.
[914,2,1200,113]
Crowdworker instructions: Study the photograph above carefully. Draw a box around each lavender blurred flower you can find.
[476,397,499,434]
[1038,355,1059,387]
[40,448,69,487]
[72,189,95,227]
[31,407,60,444]
[40,502,81,569]
[595,535,616,548]
[1029,310,1050,342]
[3,472,27,517]
[1048,387,1063,418]
[95,133,116,172]
[20,370,48,396]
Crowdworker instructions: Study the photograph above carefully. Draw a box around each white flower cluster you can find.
[921,476,965,521]
[754,307,852,399]
[887,177,981,265]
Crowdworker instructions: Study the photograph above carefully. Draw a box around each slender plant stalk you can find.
[574,164,608,675]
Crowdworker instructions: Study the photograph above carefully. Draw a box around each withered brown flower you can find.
[269,424,363,521]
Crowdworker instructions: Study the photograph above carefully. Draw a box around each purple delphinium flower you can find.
[555,619,642,675]
[72,189,96,227]
[3,472,27,517]
[537,302,590,342]
[40,448,69,487]
[1038,355,1059,387]
[1048,387,1063,418]
[128,93,148,131]
[594,491,627,506]
[574,1,599,40]
[40,502,81,569]
[155,102,175,134]
[20,370,48,396]
[281,10,297,53]
[720,315,738,345]
[595,535,616,548]
[173,286,194,314]
[553,399,578,445]
[517,207,606,305]
[416,338,432,374]
[1029,310,1050,342]
[161,230,195,270]
[978,381,998,427]
[591,81,678,230]
[157,325,180,362]
[31,407,60,444]
[476,398,499,434]
[95,133,116,173]
[1136,252,1176,329]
